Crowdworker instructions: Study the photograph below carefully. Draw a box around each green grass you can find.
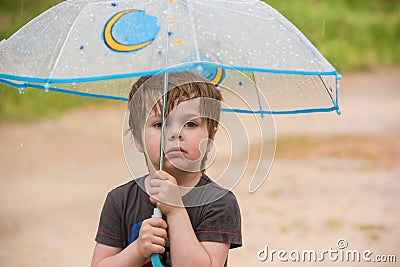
[0,0,64,39]
[265,0,400,71]
[0,0,112,123]
[0,0,399,122]
[0,87,110,123]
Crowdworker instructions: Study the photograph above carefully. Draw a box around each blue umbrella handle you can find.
[151,253,164,267]
[151,207,164,267]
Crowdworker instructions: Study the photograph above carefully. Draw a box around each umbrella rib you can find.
[190,0,267,20]
[318,75,335,105]
[248,71,266,118]
[158,19,171,171]
[46,6,84,82]
[185,0,201,62]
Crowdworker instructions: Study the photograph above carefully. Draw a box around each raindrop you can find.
[111,2,117,7]
[80,45,84,50]
[44,83,50,92]
[196,65,203,73]
[238,81,243,86]
[18,83,27,94]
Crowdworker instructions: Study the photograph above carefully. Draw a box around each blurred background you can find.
[0,0,399,266]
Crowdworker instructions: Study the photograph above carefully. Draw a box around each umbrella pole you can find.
[151,15,172,267]
[150,70,168,267]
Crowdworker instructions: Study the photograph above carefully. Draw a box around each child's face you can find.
[138,98,214,174]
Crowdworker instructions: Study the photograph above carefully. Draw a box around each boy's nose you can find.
[167,127,182,140]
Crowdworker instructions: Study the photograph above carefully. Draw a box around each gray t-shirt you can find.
[95,174,242,266]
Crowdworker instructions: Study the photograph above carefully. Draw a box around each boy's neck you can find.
[169,170,203,188]
[171,170,203,198]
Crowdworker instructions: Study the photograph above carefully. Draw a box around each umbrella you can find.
[0,0,343,191]
[0,0,341,115]
[0,1,341,266]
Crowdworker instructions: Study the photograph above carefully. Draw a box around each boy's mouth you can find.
[165,146,187,157]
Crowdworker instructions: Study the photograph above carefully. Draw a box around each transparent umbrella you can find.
[0,0,341,115]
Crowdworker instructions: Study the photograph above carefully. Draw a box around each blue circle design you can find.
[183,50,226,86]
[103,10,160,52]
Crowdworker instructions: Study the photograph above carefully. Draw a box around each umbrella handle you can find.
[151,207,164,267]
[151,253,164,267]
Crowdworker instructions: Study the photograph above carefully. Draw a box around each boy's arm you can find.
[201,242,230,266]
[91,218,167,267]
[91,242,143,267]
[167,208,229,267]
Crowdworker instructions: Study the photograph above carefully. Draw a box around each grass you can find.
[325,218,344,230]
[0,0,105,123]
[265,0,400,72]
[0,0,399,122]
[352,222,386,241]
[0,87,110,123]
[0,0,63,38]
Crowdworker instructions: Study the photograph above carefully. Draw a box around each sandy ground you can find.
[0,68,399,266]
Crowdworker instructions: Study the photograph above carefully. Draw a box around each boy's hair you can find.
[128,71,223,148]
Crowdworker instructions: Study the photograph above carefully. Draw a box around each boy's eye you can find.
[153,122,163,128]
[185,121,198,128]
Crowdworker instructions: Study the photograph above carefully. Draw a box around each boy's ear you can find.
[213,127,218,138]
[206,127,218,152]
[134,138,144,153]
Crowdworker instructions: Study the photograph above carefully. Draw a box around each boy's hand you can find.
[137,218,167,259]
[148,170,184,216]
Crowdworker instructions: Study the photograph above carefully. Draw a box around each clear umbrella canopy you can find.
[0,0,341,114]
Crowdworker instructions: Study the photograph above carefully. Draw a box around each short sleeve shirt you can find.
[95,174,242,266]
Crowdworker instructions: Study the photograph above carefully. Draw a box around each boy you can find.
[91,71,242,267]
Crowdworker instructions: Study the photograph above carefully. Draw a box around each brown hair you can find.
[128,71,223,146]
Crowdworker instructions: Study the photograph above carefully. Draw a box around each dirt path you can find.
[0,68,399,266]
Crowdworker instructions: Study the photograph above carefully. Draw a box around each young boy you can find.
[91,71,242,267]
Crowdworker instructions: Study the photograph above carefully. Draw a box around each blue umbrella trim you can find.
[0,62,340,84]
[0,62,341,115]
[1,78,340,115]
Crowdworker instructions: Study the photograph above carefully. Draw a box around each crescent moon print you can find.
[103,9,160,53]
